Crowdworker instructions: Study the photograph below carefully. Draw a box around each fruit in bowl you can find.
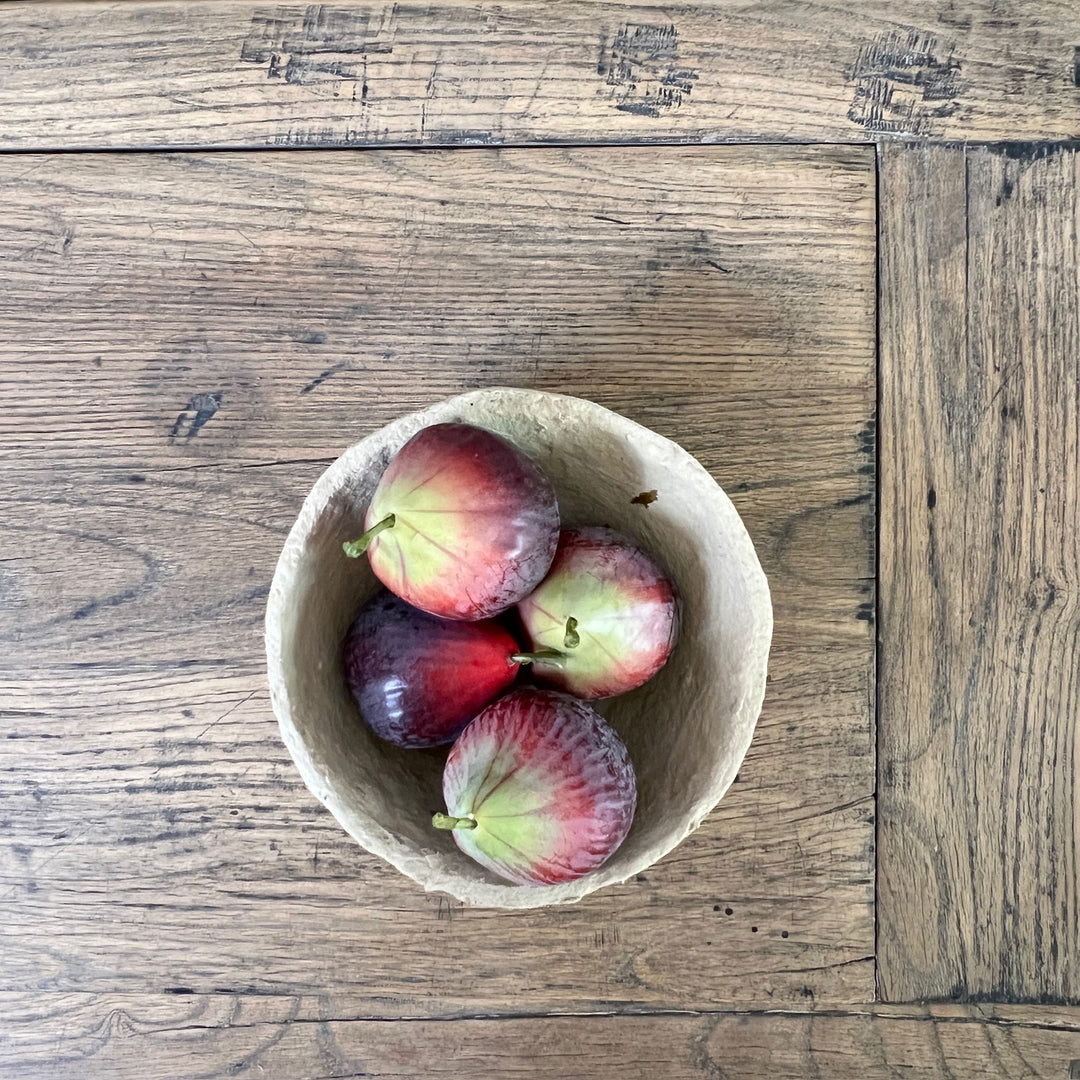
[343,591,565,749]
[343,422,559,621]
[433,688,636,886]
[343,592,520,748]
[339,432,675,884]
[517,526,678,699]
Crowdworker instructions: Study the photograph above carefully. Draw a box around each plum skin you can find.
[363,423,560,621]
[517,526,678,699]
[343,592,522,749]
[440,688,637,885]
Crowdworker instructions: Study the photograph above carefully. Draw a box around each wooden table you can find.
[1,3,1078,1077]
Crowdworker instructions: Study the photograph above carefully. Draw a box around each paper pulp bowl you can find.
[266,388,772,908]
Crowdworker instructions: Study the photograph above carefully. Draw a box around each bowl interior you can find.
[266,388,772,907]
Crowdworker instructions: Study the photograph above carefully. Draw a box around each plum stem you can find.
[563,616,580,649]
[432,813,477,831]
[510,648,565,666]
[343,513,396,557]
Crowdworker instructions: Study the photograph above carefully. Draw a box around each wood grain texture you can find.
[0,146,876,1010]
[879,143,1080,1002]
[1,1,1079,150]
[6,995,1080,1079]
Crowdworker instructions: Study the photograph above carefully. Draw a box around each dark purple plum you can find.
[343,592,541,748]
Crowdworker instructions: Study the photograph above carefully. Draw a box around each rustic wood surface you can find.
[5,994,1080,1079]
[878,142,1080,1003]
[5,3,1080,1075]
[2,1,1079,150]
[0,147,877,1019]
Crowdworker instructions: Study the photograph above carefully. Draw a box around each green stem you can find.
[563,616,580,650]
[343,513,396,558]
[510,648,565,667]
[432,813,477,831]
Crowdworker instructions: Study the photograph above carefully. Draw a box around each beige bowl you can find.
[266,388,772,908]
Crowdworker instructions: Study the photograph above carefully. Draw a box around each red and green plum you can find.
[344,423,559,621]
[517,526,677,699]
[434,688,636,885]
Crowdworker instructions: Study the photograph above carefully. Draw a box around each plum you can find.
[345,592,524,748]
[517,526,677,699]
[434,688,636,885]
[343,423,559,620]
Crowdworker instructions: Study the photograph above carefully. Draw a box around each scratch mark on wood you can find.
[611,947,648,988]
[193,690,258,743]
[300,361,347,394]
[688,1015,725,1080]
[231,227,261,252]
[599,23,698,118]
[435,896,462,922]
[241,5,392,85]
[857,417,876,457]
[170,392,222,439]
[0,820,101,901]
[847,29,963,135]
[293,330,327,345]
[423,128,501,146]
